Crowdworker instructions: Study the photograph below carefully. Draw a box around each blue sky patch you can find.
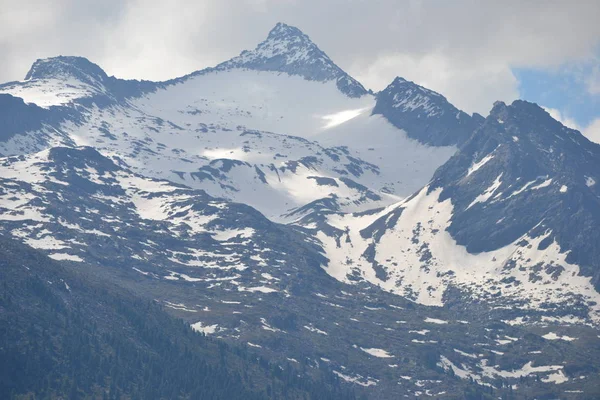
[514,60,599,129]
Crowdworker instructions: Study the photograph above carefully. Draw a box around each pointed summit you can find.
[373,76,482,146]
[483,99,593,152]
[267,22,306,40]
[216,23,367,98]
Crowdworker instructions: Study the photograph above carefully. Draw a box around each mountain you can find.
[0,146,327,283]
[313,100,600,324]
[0,94,62,144]
[1,21,600,399]
[198,22,367,98]
[2,56,158,108]
[372,77,484,146]
[2,147,598,399]
[25,56,112,89]
[0,24,462,219]
[432,101,600,282]
[0,235,353,399]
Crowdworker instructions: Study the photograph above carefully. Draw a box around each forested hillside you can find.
[0,236,354,400]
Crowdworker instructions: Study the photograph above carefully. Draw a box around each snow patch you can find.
[542,332,577,342]
[585,176,596,187]
[303,325,328,335]
[360,347,394,358]
[333,371,377,387]
[191,321,219,335]
[466,153,495,177]
[424,317,448,324]
[49,253,83,262]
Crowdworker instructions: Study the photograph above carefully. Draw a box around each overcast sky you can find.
[1,0,600,141]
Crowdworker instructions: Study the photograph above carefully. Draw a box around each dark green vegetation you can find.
[0,236,354,400]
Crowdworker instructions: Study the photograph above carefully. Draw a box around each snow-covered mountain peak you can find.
[267,22,306,40]
[485,99,596,152]
[227,21,333,71]
[388,76,444,98]
[0,56,112,109]
[25,56,108,88]
[372,76,483,146]
[378,76,463,118]
[216,23,367,98]
[1,55,159,109]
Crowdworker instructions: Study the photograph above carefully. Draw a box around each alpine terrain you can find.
[1,22,599,399]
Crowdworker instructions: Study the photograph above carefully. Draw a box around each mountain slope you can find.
[0,146,328,288]
[0,235,353,399]
[212,22,368,98]
[1,145,599,399]
[0,24,467,219]
[1,21,599,399]
[433,101,600,273]
[312,100,600,324]
[0,93,78,156]
[373,77,484,146]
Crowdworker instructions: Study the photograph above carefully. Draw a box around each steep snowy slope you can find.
[0,24,461,219]
[211,22,368,98]
[318,108,457,199]
[310,101,600,324]
[135,69,372,140]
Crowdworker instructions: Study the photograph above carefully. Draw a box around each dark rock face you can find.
[215,23,368,98]
[431,100,600,288]
[373,77,482,146]
[0,94,78,149]
[0,94,49,142]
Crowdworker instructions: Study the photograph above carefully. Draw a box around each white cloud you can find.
[542,106,600,144]
[0,0,599,116]
[586,64,600,95]
[583,118,600,144]
[354,53,518,115]
[542,107,581,131]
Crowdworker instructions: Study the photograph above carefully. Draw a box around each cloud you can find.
[1,0,600,116]
[586,63,600,95]
[353,53,519,115]
[542,106,600,144]
[583,118,600,144]
[542,107,581,131]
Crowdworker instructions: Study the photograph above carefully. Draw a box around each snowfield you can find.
[315,186,600,322]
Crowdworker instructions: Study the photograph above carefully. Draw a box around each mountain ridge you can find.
[372,76,484,146]
[307,98,600,324]
[1,22,600,399]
